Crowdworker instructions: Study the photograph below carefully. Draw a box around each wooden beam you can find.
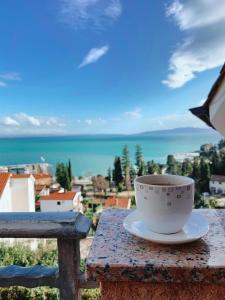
[0,265,59,288]
[58,239,81,300]
[0,212,91,238]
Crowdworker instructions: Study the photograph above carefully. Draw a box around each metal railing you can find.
[0,212,98,300]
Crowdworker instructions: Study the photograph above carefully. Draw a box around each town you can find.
[0,139,225,235]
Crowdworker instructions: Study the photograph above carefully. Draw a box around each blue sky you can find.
[0,0,224,136]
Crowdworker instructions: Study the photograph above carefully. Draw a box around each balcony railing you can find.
[0,212,98,300]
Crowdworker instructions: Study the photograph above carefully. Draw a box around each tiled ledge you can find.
[87,209,225,300]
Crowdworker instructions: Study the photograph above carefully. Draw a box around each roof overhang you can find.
[190,63,225,136]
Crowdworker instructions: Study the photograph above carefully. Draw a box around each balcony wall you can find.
[87,208,225,300]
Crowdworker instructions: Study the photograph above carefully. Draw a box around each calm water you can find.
[0,133,222,176]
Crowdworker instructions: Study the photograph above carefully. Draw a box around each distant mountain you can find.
[136,127,216,136]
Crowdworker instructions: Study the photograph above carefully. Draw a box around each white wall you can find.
[210,180,225,194]
[0,180,12,212]
[73,192,83,213]
[40,200,74,212]
[11,178,35,212]
[209,77,225,136]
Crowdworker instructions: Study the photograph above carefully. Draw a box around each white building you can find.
[209,175,225,195]
[39,191,83,213]
[0,173,35,212]
[190,63,225,137]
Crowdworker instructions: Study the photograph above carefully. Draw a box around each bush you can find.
[0,244,100,300]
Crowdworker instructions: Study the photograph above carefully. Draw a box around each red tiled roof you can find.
[40,191,76,201]
[11,174,32,179]
[105,197,131,209]
[211,175,225,183]
[33,174,52,179]
[0,173,11,196]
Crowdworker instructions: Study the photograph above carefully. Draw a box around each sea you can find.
[0,132,222,176]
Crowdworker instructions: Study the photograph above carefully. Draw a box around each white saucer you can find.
[123,210,209,245]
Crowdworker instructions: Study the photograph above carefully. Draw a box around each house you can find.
[39,191,83,213]
[209,175,225,195]
[104,197,131,209]
[33,173,53,186]
[0,173,35,212]
[33,173,52,196]
[35,184,49,196]
[190,63,225,136]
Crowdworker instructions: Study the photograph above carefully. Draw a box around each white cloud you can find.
[0,72,21,81]
[15,113,41,127]
[0,113,67,136]
[163,0,225,88]
[0,117,20,127]
[84,119,93,125]
[60,0,122,29]
[0,72,21,88]
[79,45,109,68]
[76,117,106,126]
[151,112,207,129]
[166,0,225,30]
[124,108,142,119]
[45,117,65,127]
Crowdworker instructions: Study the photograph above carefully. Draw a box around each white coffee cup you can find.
[134,175,194,234]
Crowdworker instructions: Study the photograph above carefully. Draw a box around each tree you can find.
[121,145,130,174]
[135,145,146,176]
[192,157,201,180]
[67,159,73,182]
[137,160,146,176]
[200,158,211,181]
[200,143,214,153]
[166,155,178,175]
[181,159,193,176]
[167,154,176,166]
[199,158,211,192]
[129,165,136,185]
[56,162,71,191]
[211,151,221,174]
[147,160,160,174]
[218,139,225,150]
[106,167,112,183]
[113,157,123,187]
[121,145,131,190]
[92,175,109,193]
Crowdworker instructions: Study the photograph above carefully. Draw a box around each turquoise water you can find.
[0,133,222,176]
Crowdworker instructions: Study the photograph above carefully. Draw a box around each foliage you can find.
[181,159,193,176]
[135,145,146,176]
[67,159,73,182]
[112,156,123,187]
[194,192,217,209]
[81,288,100,300]
[147,160,160,174]
[166,155,178,174]
[218,139,225,150]
[55,162,71,191]
[121,145,130,174]
[106,167,112,183]
[192,157,201,180]
[0,286,59,300]
[92,175,109,192]
[0,244,100,299]
[121,145,131,191]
